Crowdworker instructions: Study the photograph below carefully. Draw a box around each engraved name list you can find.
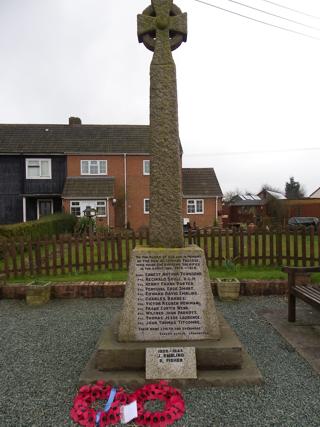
[135,254,208,340]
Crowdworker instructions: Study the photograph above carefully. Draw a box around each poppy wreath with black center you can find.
[129,380,185,427]
[70,380,128,426]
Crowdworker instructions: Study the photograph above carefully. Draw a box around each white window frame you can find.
[70,200,107,217]
[70,201,81,217]
[37,199,53,219]
[26,158,52,179]
[81,160,107,176]
[96,200,107,217]
[144,198,150,214]
[187,199,204,214]
[143,159,150,176]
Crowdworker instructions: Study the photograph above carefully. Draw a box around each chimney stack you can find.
[69,117,82,126]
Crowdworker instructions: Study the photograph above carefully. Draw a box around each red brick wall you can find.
[126,156,150,231]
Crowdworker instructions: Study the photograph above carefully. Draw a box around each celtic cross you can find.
[137,1,187,248]
[138,0,187,64]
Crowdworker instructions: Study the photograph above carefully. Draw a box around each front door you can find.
[38,199,53,218]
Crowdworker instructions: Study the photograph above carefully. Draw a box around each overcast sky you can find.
[0,0,319,195]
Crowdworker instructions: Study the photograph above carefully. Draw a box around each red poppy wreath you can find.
[70,380,128,426]
[129,381,185,427]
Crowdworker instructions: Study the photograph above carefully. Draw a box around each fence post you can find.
[82,235,88,273]
[218,228,223,266]
[301,226,307,266]
[239,229,244,266]
[310,226,315,266]
[293,229,298,266]
[203,228,208,263]
[211,228,215,267]
[262,228,266,266]
[111,233,116,270]
[225,228,230,262]
[232,227,239,260]
[254,229,259,266]
[52,235,57,275]
[96,234,102,271]
[285,227,290,266]
[117,234,123,271]
[103,233,109,270]
[59,235,65,275]
[269,229,274,266]
[125,233,130,270]
[247,229,252,267]
[276,228,282,266]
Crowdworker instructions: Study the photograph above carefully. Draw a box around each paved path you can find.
[1,296,320,426]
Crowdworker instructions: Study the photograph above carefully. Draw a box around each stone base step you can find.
[79,311,263,388]
[79,349,262,389]
[95,312,242,370]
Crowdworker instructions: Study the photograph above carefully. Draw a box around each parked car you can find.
[288,217,319,230]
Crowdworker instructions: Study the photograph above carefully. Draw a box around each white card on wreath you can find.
[120,400,138,424]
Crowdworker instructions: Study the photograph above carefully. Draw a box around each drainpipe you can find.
[107,197,110,228]
[124,153,127,228]
[23,197,26,222]
[215,196,218,223]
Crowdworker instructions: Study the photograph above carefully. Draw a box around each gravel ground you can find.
[0,296,320,427]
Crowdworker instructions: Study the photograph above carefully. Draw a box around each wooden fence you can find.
[1,227,320,278]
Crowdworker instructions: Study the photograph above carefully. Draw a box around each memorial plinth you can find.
[118,246,220,342]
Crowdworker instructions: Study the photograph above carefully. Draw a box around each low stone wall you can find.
[0,280,287,300]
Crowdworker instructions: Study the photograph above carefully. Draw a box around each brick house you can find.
[0,118,223,230]
[182,168,223,229]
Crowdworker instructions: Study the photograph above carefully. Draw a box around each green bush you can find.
[0,213,77,240]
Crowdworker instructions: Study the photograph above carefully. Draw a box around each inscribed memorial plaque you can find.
[118,246,220,342]
[146,346,197,379]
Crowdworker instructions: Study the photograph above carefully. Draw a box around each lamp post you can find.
[83,205,97,234]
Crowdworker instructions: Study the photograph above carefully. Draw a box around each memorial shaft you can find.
[138,0,187,248]
[149,57,183,247]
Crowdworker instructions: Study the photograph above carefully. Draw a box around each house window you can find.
[96,201,106,217]
[70,201,81,217]
[144,198,150,214]
[143,160,150,175]
[70,200,106,217]
[81,160,107,175]
[26,159,51,179]
[187,199,204,214]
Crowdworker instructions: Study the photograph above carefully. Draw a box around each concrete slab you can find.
[263,301,320,375]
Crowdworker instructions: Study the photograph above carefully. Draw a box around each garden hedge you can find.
[0,213,77,240]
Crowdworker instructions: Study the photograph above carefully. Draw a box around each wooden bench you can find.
[282,266,320,322]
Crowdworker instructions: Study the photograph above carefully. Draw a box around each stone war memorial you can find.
[80,0,262,387]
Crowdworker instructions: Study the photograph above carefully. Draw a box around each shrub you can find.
[0,213,77,240]
[74,217,96,235]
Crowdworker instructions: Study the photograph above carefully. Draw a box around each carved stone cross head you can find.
[138,0,187,63]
